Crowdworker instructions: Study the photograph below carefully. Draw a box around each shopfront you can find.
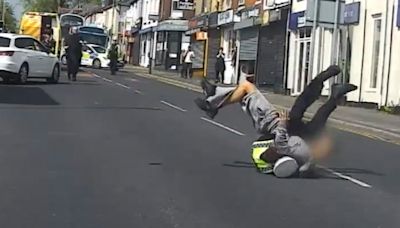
[206,12,221,81]
[155,20,189,70]
[234,6,262,83]
[185,15,208,77]
[218,9,237,84]
[256,7,289,93]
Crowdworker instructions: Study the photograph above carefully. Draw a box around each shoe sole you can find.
[273,157,299,178]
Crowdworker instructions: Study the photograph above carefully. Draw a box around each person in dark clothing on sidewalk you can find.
[108,40,118,75]
[194,65,357,177]
[66,27,82,81]
[215,48,226,83]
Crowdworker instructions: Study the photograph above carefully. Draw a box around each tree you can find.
[23,0,102,13]
[1,2,17,33]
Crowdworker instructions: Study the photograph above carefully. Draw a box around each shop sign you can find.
[178,0,194,10]
[241,7,260,20]
[397,0,400,27]
[218,9,234,26]
[343,2,360,25]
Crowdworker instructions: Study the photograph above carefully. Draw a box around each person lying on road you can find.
[194,65,357,178]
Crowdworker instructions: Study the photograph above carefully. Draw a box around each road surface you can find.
[0,69,399,228]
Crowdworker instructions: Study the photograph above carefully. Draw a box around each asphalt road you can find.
[0,68,399,228]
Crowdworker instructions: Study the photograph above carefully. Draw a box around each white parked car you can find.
[0,34,60,84]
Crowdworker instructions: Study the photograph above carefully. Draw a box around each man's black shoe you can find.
[331,83,358,100]
[201,78,216,97]
[194,98,218,119]
[317,65,341,81]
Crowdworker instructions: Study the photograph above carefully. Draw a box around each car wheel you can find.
[61,55,67,65]
[93,59,101,69]
[47,64,60,84]
[2,77,10,84]
[18,63,29,84]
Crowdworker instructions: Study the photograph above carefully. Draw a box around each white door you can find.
[33,39,54,76]
[293,38,311,95]
[14,38,41,76]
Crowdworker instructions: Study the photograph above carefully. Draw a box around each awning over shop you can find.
[156,20,188,32]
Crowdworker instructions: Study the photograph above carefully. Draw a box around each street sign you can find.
[148,14,159,21]
[344,2,360,25]
[397,0,400,27]
[178,0,194,10]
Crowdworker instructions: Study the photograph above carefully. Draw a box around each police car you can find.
[80,44,110,69]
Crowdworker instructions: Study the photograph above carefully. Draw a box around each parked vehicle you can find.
[81,44,110,69]
[0,34,60,83]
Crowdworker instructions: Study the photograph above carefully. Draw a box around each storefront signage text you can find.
[218,9,234,25]
[178,0,194,10]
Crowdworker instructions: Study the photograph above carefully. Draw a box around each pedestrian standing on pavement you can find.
[108,40,118,75]
[215,48,226,83]
[66,27,82,81]
[183,46,195,79]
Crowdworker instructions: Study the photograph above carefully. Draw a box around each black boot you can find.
[201,78,216,97]
[331,83,358,100]
[194,98,218,119]
[317,65,341,82]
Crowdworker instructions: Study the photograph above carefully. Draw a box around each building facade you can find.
[139,0,161,67]
[153,0,194,70]
[346,0,400,107]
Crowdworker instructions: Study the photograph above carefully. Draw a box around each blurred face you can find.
[309,132,334,161]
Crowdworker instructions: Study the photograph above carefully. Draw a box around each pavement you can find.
[123,65,400,145]
[0,68,399,227]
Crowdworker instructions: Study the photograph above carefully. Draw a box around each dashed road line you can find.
[135,90,143,94]
[115,82,130,89]
[161,100,187,112]
[318,165,372,189]
[200,117,245,136]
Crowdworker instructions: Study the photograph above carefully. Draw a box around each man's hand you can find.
[278,109,289,127]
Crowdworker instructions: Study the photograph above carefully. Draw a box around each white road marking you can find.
[135,90,143,94]
[103,78,113,83]
[115,82,130,89]
[161,100,187,112]
[318,165,372,188]
[200,117,245,136]
[93,74,101,78]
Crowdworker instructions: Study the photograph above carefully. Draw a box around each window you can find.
[33,40,47,52]
[223,0,232,9]
[0,37,10,47]
[238,0,245,5]
[93,46,106,54]
[370,15,382,89]
[15,38,36,50]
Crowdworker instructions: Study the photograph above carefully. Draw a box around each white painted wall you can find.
[142,0,160,29]
[347,0,399,106]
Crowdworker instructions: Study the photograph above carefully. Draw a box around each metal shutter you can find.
[255,13,288,92]
[239,27,259,61]
[192,40,206,69]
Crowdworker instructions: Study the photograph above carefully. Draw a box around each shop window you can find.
[370,15,382,89]
[238,0,245,6]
